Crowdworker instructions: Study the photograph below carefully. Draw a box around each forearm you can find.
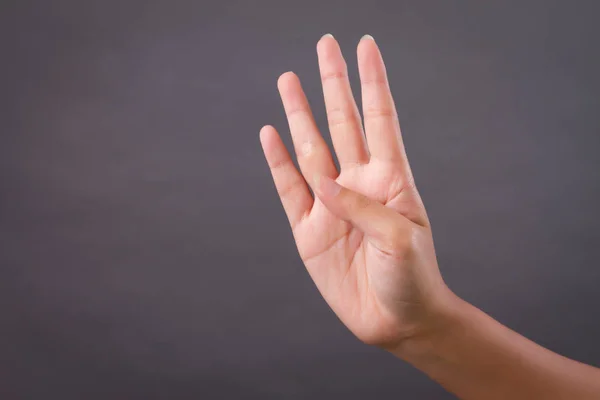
[390,293,600,400]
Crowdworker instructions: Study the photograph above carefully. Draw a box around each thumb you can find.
[313,174,412,256]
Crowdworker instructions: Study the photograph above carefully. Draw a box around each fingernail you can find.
[361,34,374,41]
[317,175,342,197]
[321,33,334,40]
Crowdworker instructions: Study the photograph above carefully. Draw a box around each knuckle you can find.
[382,223,414,257]
[326,106,353,127]
[351,194,372,212]
[360,76,387,88]
[328,115,362,132]
[269,156,289,170]
[320,70,347,83]
[279,176,305,199]
[363,106,397,120]
[286,107,307,119]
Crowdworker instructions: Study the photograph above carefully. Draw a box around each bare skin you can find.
[259,34,600,399]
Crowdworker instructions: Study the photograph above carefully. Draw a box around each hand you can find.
[260,34,455,349]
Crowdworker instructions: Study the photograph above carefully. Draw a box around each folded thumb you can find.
[313,174,411,255]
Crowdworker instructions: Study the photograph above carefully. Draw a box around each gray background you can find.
[1,1,599,399]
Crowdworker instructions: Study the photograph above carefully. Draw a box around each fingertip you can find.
[318,37,343,62]
[361,34,374,42]
[317,33,336,52]
[277,71,297,90]
[357,34,377,55]
[259,125,276,146]
[259,124,270,137]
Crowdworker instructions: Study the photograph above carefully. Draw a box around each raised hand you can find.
[260,34,454,349]
[259,34,600,400]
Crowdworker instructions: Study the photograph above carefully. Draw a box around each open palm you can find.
[260,34,450,348]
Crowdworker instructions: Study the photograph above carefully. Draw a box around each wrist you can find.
[386,288,471,364]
